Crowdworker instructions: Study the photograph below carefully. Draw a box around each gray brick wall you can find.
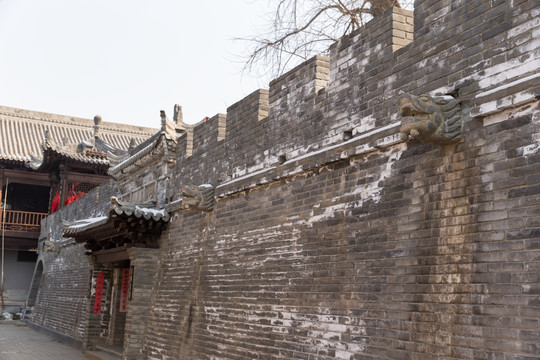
[147,1,540,359]
[32,182,116,343]
[31,1,540,359]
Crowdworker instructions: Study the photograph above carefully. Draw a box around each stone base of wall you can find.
[26,320,83,349]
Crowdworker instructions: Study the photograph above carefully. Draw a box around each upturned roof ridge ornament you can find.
[181,184,215,211]
[173,104,192,132]
[42,129,57,149]
[159,110,168,130]
[94,115,102,139]
[160,108,186,140]
[398,94,462,145]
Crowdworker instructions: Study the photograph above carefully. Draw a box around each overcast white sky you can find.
[0,0,272,127]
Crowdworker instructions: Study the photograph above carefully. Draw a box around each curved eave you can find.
[27,148,110,172]
[0,154,32,163]
[112,205,171,222]
[108,136,177,178]
[108,138,159,176]
[0,157,29,166]
[62,206,170,241]
[108,117,179,177]
[63,216,109,237]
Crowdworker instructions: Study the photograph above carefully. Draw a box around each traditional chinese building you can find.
[0,105,155,312]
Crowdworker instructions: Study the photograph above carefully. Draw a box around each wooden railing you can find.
[0,209,48,232]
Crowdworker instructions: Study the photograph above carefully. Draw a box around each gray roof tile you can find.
[0,105,157,164]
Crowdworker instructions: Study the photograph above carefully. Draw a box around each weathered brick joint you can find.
[30,1,540,360]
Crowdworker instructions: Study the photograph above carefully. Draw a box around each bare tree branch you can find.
[238,0,412,79]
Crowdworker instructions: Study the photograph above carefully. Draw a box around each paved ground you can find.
[0,321,87,360]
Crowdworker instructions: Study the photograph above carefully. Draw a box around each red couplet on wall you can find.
[120,268,130,313]
[93,272,105,314]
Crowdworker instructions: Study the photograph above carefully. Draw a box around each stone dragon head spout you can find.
[398,94,462,145]
[181,184,215,211]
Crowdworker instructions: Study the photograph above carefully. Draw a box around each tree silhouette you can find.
[240,0,413,78]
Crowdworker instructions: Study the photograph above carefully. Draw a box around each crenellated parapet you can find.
[226,89,269,133]
[172,7,415,193]
[269,55,329,121]
[324,7,414,148]
[125,3,537,206]
[328,7,414,95]
[190,113,226,157]
[173,89,270,192]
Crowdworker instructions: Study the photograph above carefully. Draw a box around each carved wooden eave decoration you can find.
[62,197,170,254]
[108,111,182,179]
[398,94,462,145]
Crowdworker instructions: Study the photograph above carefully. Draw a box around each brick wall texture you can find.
[32,182,115,343]
[32,1,540,359]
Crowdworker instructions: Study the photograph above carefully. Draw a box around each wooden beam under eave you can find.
[92,243,146,263]
[94,249,130,264]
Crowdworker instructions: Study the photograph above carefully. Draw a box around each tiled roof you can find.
[108,110,183,177]
[62,216,109,235]
[27,133,124,170]
[0,105,157,164]
[62,197,170,237]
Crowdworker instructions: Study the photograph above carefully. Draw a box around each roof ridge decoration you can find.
[94,114,102,139]
[108,106,184,178]
[26,116,130,171]
[160,110,182,141]
[173,104,193,132]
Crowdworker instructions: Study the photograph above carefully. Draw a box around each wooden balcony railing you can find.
[0,209,48,232]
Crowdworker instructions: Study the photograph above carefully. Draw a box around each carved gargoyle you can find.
[181,184,215,211]
[44,240,59,253]
[398,94,462,145]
